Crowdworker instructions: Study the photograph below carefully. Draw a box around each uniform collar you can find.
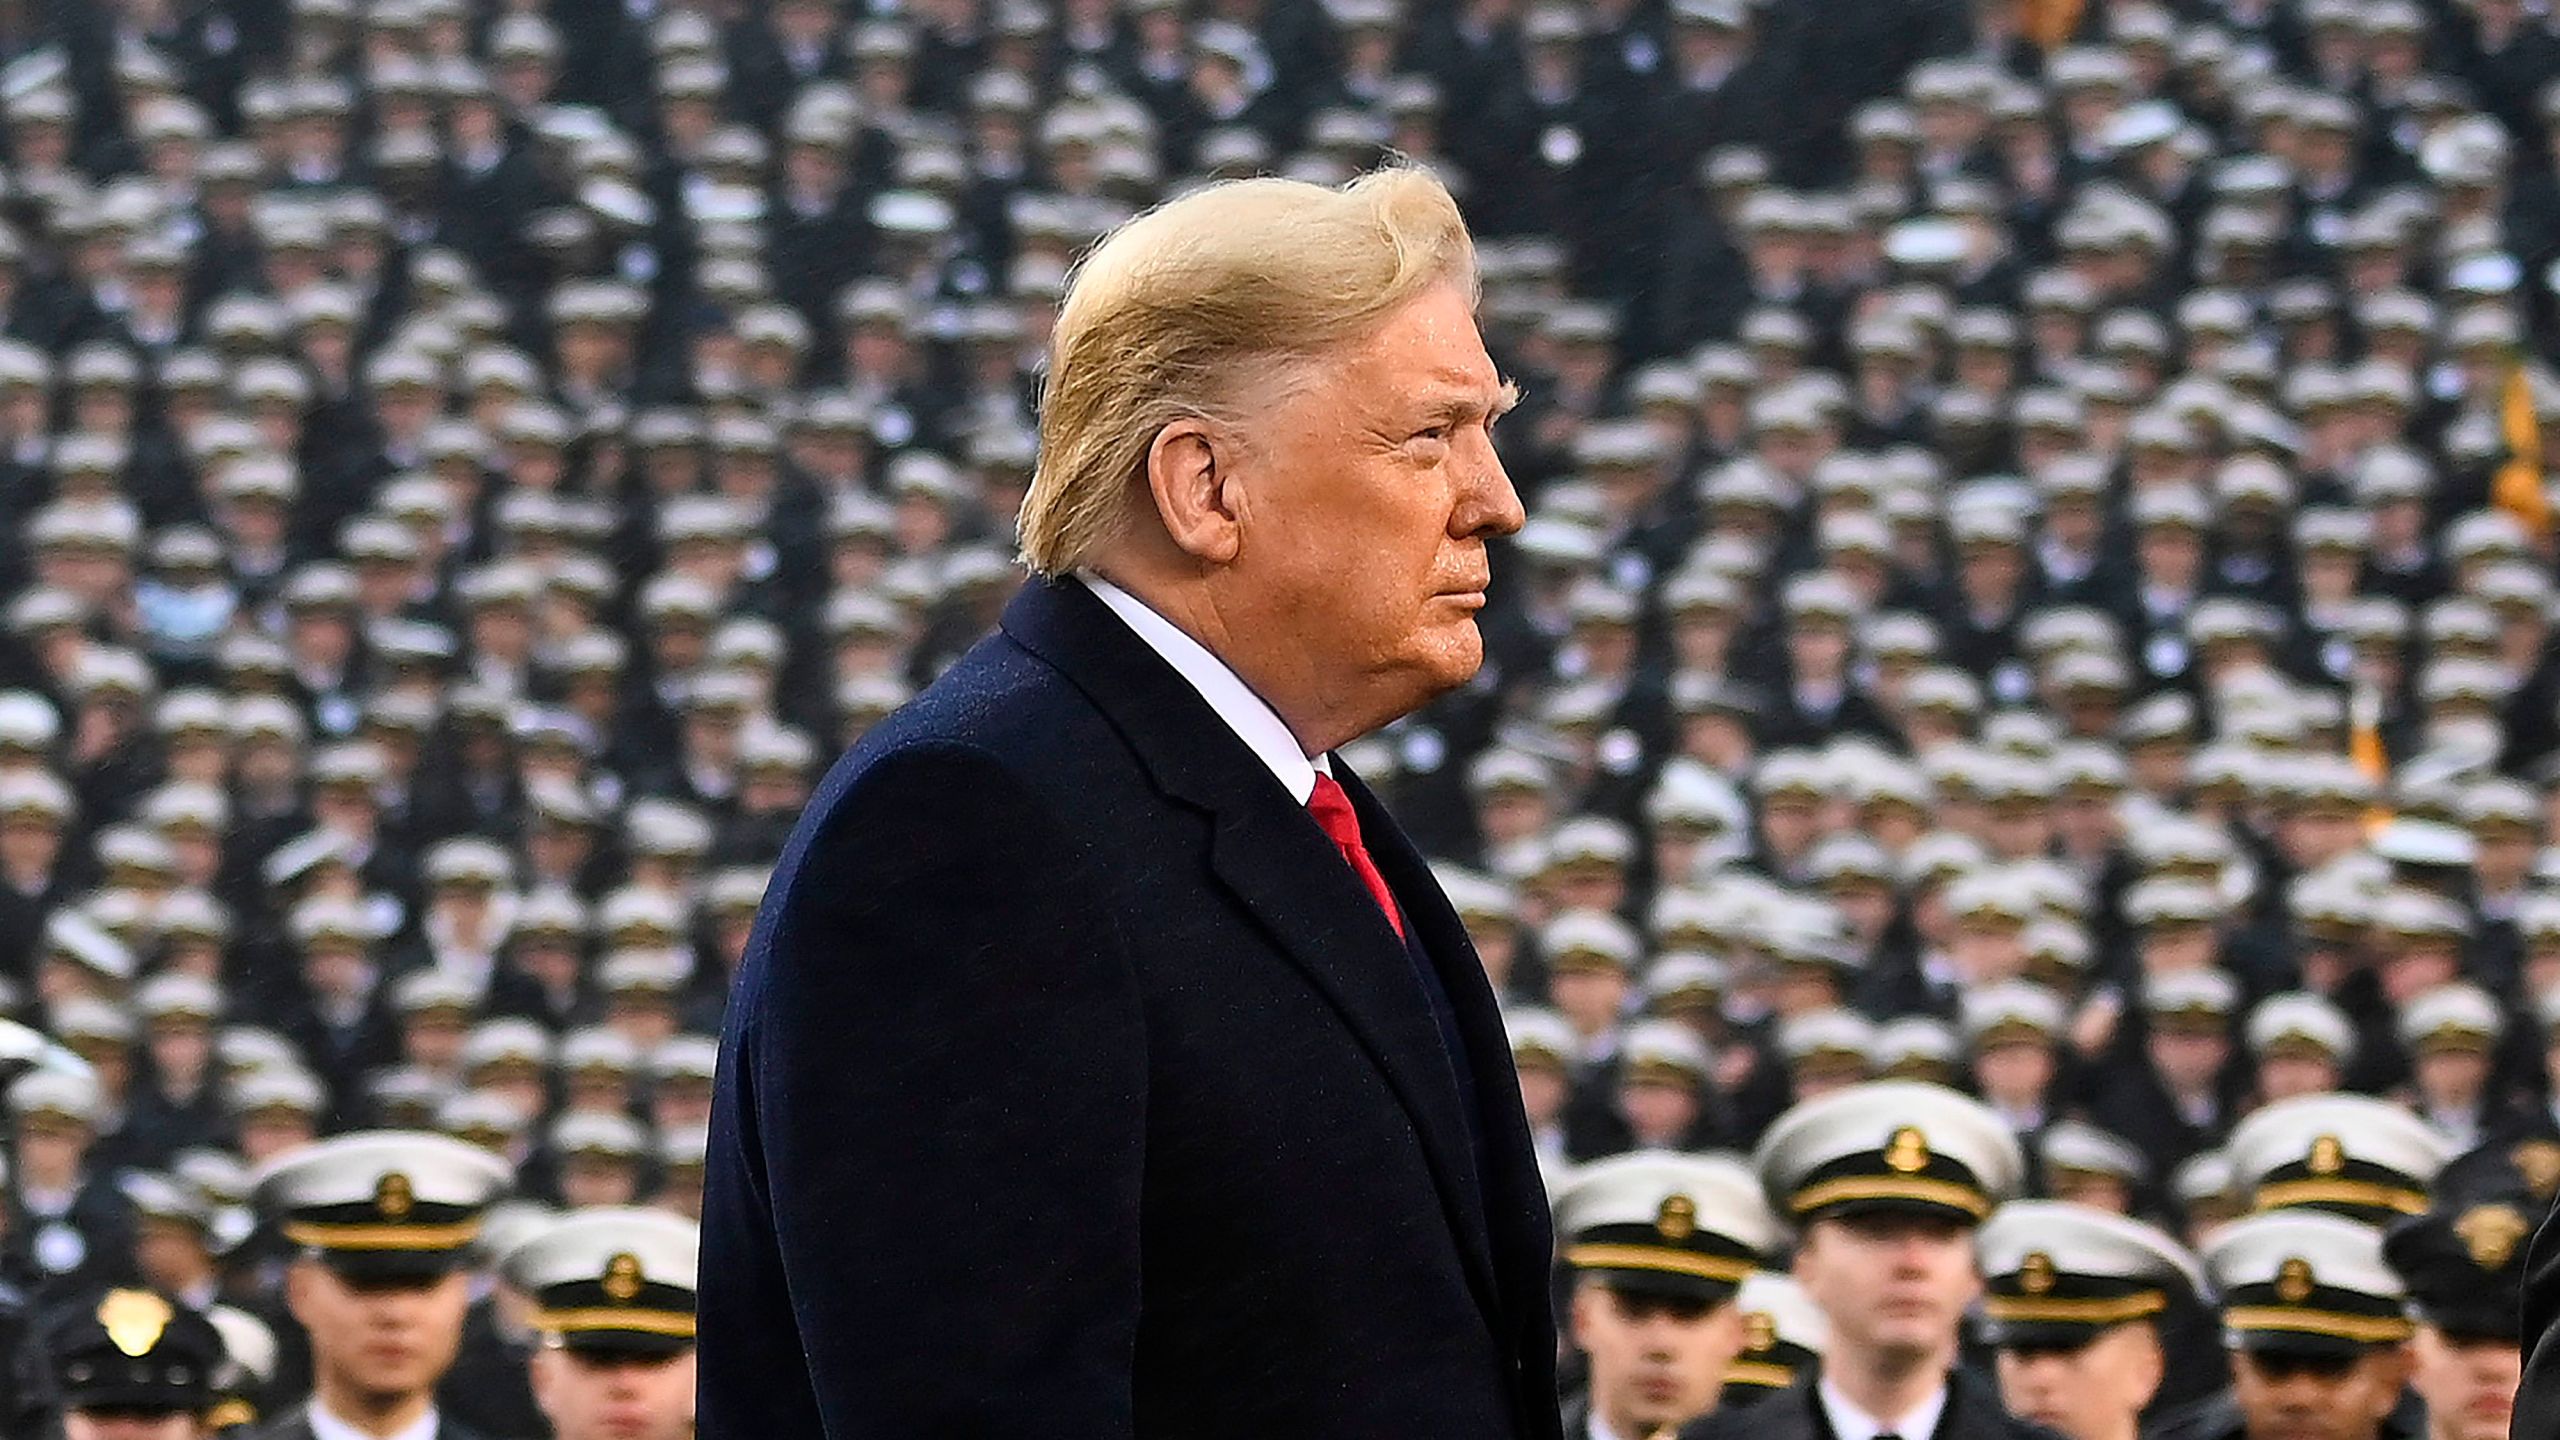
[1819,1374,1949,1440]
[309,1398,440,1440]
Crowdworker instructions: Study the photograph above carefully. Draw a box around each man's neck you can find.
[1825,1349,1950,1434]
[314,1382,433,1438]
[1594,1396,1675,1440]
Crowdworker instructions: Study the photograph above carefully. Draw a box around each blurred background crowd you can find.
[0,0,2555,1432]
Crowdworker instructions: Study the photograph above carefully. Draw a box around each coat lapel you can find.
[999,577,1506,1326]
[1336,759,1557,1327]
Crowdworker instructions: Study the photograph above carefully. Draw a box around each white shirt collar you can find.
[1078,573,1328,804]
[308,1399,440,1440]
[1818,1376,1949,1440]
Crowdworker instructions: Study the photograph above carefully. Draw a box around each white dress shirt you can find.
[1079,573,1329,803]
[1819,1376,1949,1440]
[308,1399,440,1440]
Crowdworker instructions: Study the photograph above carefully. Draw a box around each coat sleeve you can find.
[723,741,1148,1437]
[2518,1200,2560,1439]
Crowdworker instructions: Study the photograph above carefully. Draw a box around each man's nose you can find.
[1456,439,1524,540]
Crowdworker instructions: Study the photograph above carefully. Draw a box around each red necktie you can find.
[1307,773,1406,941]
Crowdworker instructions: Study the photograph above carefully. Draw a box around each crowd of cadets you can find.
[0,0,2547,1434]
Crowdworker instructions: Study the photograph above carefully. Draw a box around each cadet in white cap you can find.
[249,1131,512,1440]
[1680,1082,2037,1440]
[2035,1123,2149,1216]
[2185,1211,2414,1440]
[2395,984,2504,1148]
[1614,1020,1716,1151]
[1507,1008,1577,1170]
[1557,1152,1781,1439]
[504,1208,699,1440]
[2224,1094,2453,1226]
[13,1066,120,1295]
[1720,1271,1827,1410]
[1976,1202,2205,1440]
[2245,994,2354,1104]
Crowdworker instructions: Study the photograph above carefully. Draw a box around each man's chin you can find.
[1420,622,1487,687]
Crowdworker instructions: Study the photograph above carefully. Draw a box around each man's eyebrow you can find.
[1419,378,1523,421]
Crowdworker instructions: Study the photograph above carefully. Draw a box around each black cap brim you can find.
[561,1331,696,1360]
[2228,1328,2381,1362]
[2414,1308,2523,1345]
[62,1385,207,1415]
[1810,1194,1983,1227]
[1984,1318,2111,1350]
[316,1248,470,1284]
[1587,1267,1741,1307]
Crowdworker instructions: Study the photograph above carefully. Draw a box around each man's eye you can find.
[1414,426,1451,443]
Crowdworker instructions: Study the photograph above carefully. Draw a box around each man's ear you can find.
[2368,1344,2415,1403]
[282,1258,320,1331]
[1143,418,1244,565]
[1565,1277,1602,1351]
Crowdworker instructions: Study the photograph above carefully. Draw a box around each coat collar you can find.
[999,575,1514,1327]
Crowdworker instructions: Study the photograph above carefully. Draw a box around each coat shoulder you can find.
[1681,1384,1821,1440]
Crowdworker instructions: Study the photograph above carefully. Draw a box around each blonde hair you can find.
[1017,165,1479,576]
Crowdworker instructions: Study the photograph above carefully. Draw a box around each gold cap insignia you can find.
[1656,1194,1698,1243]
[2456,1204,2530,1271]
[2307,1135,2344,1177]
[1743,1310,1776,1354]
[2275,1257,2316,1305]
[602,1252,645,1302]
[375,1172,414,1220]
[2018,1251,2058,1295]
[2515,1140,2560,1201]
[98,1289,173,1359]
[1885,1126,1931,1174]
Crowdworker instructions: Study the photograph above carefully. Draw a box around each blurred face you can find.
[136,1218,212,1290]
[1972,1042,2054,1107]
[1147,283,1524,752]
[403,1014,468,1072]
[1515,1062,1568,1126]
[2408,1328,2518,1440]
[1550,967,1627,1035]
[1619,1076,1701,1145]
[562,1156,640,1209]
[287,1262,471,1404]
[530,1344,697,1440]
[2257,1052,2340,1102]
[2382,945,2459,1005]
[0,814,59,873]
[1571,1281,1744,1436]
[2414,1048,2491,1108]
[1795,1212,1979,1362]
[1996,1326,2165,1440]
[17,1120,89,1185]
[1479,789,1550,844]
[2147,1028,2228,1092]
[2228,1348,2408,1440]
[239,1112,314,1163]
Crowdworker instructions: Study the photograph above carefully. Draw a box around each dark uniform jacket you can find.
[701,575,1564,1439]
[1679,1367,2060,1440]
